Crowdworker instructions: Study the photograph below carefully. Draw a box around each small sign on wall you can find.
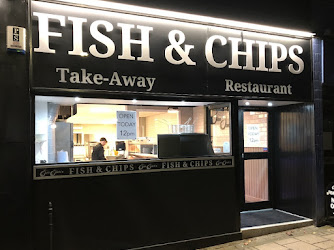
[116,111,137,140]
[326,183,334,218]
[245,124,260,147]
[7,26,26,54]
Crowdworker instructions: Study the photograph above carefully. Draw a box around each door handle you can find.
[241,153,244,159]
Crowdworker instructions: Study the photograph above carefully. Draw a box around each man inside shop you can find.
[92,137,108,160]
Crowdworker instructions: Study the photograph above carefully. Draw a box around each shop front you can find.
[28,1,323,249]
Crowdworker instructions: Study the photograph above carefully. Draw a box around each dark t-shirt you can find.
[92,143,106,160]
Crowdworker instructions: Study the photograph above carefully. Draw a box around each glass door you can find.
[241,110,272,210]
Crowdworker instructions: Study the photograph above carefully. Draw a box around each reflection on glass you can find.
[243,111,268,153]
[244,159,269,203]
[210,106,231,154]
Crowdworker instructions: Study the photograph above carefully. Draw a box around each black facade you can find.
[1,0,333,249]
[0,1,32,249]
[274,104,315,218]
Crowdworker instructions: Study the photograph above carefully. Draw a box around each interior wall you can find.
[193,106,206,133]
[274,104,315,218]
[35,101,48,164]
[80,124,116,142]
[145,112,178,138]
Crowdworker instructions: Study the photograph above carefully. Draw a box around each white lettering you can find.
[229,38,255,71]
[86,167,93,174]
[269,42,288,72]
[137,77,145,88]
[288,45,304,74]
[122,76,137,87]
[56,68,69,83]
[117,23,154,62]
[146,78,155,92]
[234,82,241,92]
[89,20,115,58]
[205,35,227,68]
[256,41,268,71]
[225,79,293,95]
[109,72,122,86]
[33,12,65,54]
[225,79,234,91]
[70,71,80,83]
[33,12,307,78]
[68,16,88,56]
[93,74,103,85]
[81,69,93,84]
[165,30,196,65]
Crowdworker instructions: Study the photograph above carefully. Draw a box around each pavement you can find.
[200,225,334,250]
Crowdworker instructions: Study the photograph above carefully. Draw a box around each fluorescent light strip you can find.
[39,0,315,38]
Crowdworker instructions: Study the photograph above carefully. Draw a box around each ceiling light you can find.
[132,99,137,103]
[268,102,273,107]
[75,97,81,102]
[245,102,250,106]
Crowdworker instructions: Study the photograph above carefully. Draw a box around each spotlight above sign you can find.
[39,0,315,38]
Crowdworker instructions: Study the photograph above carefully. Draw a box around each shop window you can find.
[209,104,232,154]
[34,96,231,164]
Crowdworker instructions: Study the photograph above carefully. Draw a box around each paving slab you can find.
[199,225,334,250]
[254,242,288,250]
[295,234,327,244]
[314,240,334,249]
[284,241,319,250]
[274,237,300,245]
[324,233,334,240]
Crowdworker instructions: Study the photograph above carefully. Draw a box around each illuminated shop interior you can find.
[35,96,233,164]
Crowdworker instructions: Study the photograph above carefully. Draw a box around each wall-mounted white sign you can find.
[7,26,26,54]
[245,124,260,147]
[116,111,137,140]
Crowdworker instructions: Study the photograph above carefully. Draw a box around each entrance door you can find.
[240,110,272,210]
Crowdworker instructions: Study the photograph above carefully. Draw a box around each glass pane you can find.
[243,111,268,153]
[34,96,209,164]
[210,105,231,154]
[244,159,269,203]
